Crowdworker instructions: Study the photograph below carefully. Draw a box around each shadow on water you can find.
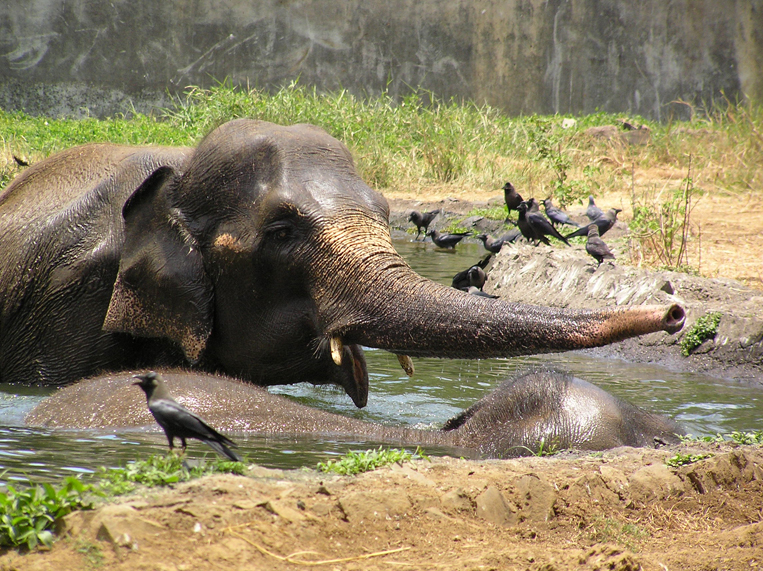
[1,234,761,483]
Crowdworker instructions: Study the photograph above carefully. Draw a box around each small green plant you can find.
[680,431,763,445]
[680,311,722,356]
[587,517,649,552]
[534,437,560,457]
[666,452,713,468]
[727,430,763,445]
[317,447,429,475]
[76,540,105,568]
[0,476,93,550]
[526,116,590,207]
[97,453,246,496]
[629,158,701,272]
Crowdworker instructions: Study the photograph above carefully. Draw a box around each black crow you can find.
[133,371,242,462]
[566,208,622,239]
[427,228,471,249]
[585,224,615,267]
[474,232,513,253]
[542,198,581,227]
[516,201,571,246]
[452,255,492,291]
[502,182,524,222]
[408,209,441,240]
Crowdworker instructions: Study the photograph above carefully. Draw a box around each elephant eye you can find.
[263,220,296,242]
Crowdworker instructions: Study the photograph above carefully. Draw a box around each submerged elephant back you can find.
[444,370,684,457]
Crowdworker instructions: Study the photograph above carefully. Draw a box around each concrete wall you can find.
[1,0,761,120]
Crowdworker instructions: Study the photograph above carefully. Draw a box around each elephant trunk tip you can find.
[663,303,686,334]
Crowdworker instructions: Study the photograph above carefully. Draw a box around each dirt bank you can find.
[4,443,761,571]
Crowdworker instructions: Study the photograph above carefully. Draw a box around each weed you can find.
[0,476,93,550]
[586,516,649,552]
[629,157,701,271]
[96,453,246,496]
[534,437,560,457]
[316,447,429,476]
[525,115,591,207]
[680,311,722,356]
[680,431,763,445]
[666,452,713,468]
[727,431,763,445]
[76,540,105,567]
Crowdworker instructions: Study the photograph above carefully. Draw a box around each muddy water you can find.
[1,237,760,483]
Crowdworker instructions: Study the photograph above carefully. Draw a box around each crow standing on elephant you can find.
[0,119,684,409]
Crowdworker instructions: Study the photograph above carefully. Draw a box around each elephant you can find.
[0,118,685,408]
[25,369,685,458]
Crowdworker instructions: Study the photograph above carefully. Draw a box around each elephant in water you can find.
[26,369,684,458]
[0,119,685,407]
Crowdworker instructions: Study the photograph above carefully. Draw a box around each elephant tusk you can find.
[397,354,415,377]
[330,337,343,366]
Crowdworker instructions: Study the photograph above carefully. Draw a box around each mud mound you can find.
[4,444,761,570]
[487,241,763,384]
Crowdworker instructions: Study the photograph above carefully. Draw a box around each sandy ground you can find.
[3,444,761,571]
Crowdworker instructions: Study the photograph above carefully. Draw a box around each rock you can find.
[475,486,516,526]
[338,490,412,522]
[515,474,557,523]
[628,464,685,501]
[718,521,763,548]
[440,488,473,513]
[90,504,165,550]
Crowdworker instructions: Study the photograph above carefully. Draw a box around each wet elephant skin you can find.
[26,369,684,458]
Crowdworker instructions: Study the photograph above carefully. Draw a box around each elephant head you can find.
[102,119,685,407]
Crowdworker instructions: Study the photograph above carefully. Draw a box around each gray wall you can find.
[1,0,761,120]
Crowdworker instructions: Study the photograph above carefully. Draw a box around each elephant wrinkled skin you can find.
[0,119,685,407]
[26,369,685,458]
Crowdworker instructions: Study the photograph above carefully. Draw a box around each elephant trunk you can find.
[313,218,685,359]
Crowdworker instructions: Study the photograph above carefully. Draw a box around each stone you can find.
[628,464,685,501]
[515,474,557,523]
[440,488,473,514]
[475,486,516,526]
[337,490,412,523]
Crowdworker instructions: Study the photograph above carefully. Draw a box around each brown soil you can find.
[4,445,761,571]
[3,183,762,570]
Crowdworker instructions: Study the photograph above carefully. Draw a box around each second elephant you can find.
[27,369,684,458]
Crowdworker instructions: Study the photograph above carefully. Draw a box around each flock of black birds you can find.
[409,182,622,298]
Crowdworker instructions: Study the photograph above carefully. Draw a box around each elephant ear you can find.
[103,166,213,363]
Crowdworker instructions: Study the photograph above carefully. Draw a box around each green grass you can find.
[96,453,247,496]
[680,430,763,445]
[3,81,762,277]
[665,452,714,468]
[316,446,429,475]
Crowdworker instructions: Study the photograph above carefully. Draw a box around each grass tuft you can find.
[96,453,246,496]
[316,447,429,475]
